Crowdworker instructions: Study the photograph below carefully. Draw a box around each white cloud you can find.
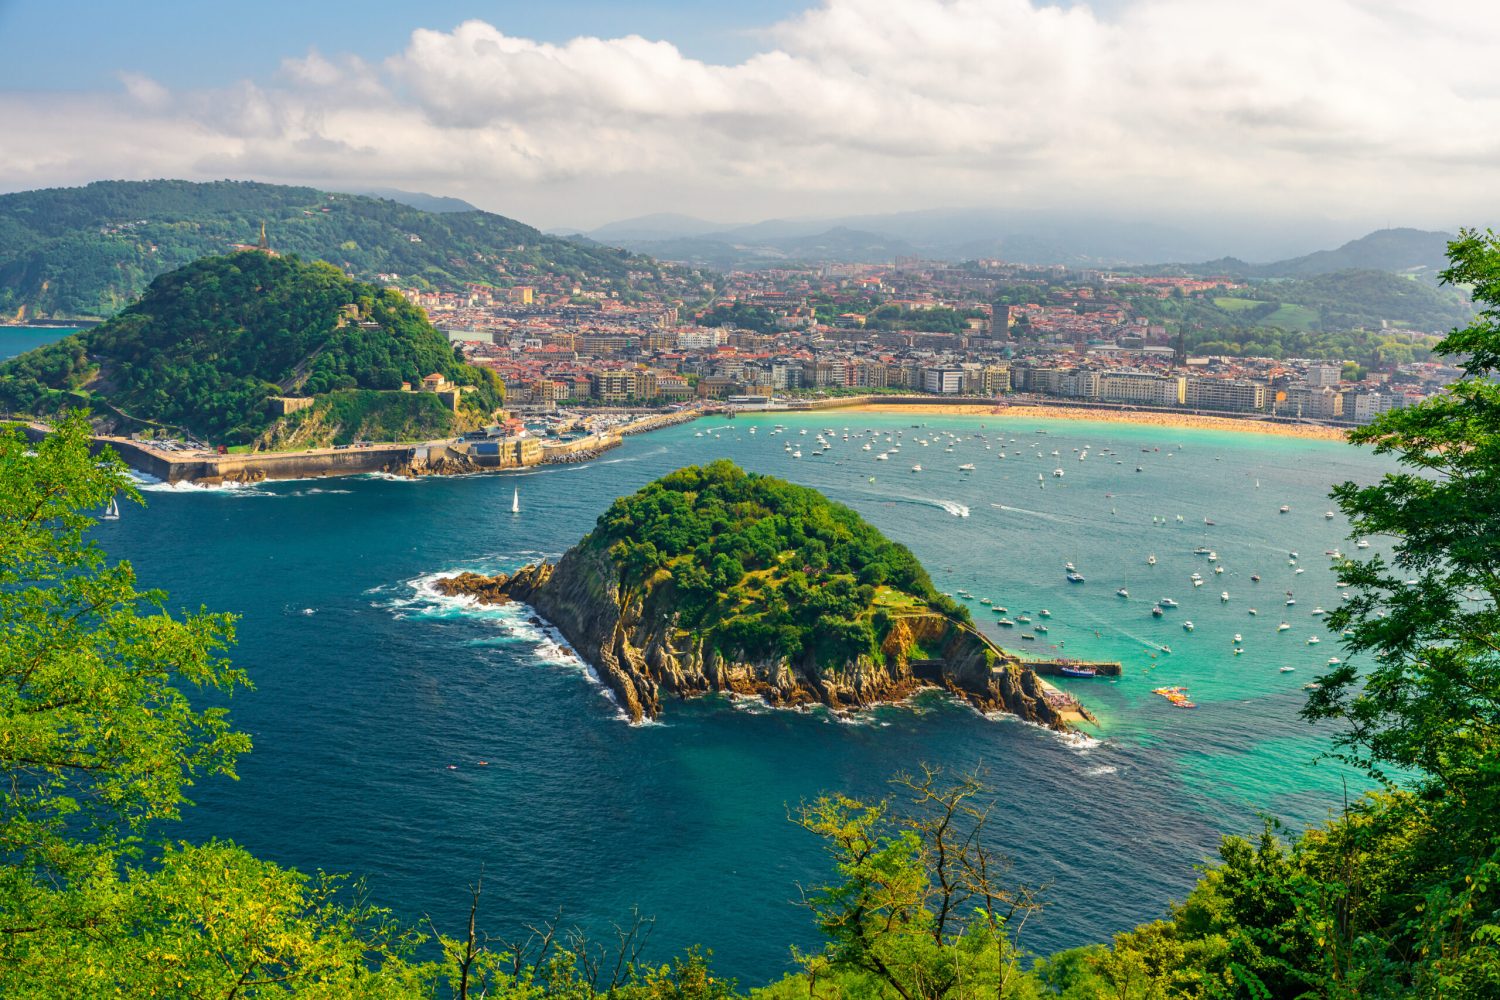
[4,0,1498,235]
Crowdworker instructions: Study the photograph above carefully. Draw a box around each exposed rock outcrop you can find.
[435,550,1094,731]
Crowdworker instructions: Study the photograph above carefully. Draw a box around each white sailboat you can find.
[102,496,120,521]
[511,487,520,514]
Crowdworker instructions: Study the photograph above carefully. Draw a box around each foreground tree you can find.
[1304,227,1500,994]
[0,413,425,996]
[762,766,1045,1000]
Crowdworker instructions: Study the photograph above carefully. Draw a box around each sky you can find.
[1,0,1496,241]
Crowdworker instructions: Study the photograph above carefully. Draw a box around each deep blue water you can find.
[0,326,78,360]
[99,412,1394,984]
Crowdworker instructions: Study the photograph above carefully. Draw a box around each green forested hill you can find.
[0,179,700,319]
[0,251,504,444]
[586,460,970,666]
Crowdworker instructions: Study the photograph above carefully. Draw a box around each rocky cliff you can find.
[436,552,1093,730]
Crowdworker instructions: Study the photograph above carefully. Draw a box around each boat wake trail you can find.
[991,503,1069,523]
[890,495,971,517]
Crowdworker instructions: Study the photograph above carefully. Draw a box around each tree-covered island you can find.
[0,250,504,447]
[438,460,1090,728]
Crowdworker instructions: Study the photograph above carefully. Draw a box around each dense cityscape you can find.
[406,259,1459,425]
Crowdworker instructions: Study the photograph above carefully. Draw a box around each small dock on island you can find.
[1024,659,1123,678]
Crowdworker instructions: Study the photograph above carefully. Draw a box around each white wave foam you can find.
[1084,765,1119,776]
[383,570,635,723]
[132,472,269,495]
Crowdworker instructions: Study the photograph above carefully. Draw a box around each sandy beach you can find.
[832,402,1351,442]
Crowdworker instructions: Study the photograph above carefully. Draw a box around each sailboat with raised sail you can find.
[511,487,520,515]
[102,496,120,521]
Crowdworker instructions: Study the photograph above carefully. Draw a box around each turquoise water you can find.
[98,412,1392,984]
[0,326,79,360]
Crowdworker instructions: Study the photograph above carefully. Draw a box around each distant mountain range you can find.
[1167,228,1457,281]
[569,209,1459,276]
[0,180,694,320]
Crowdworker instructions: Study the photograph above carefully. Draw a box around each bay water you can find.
[96,411,1391,984]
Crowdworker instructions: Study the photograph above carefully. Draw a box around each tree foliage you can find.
[0,251,504,443]
[0,179,702,319]
[588,460,969,667]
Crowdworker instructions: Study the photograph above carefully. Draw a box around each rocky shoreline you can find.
[435,555,1095,731]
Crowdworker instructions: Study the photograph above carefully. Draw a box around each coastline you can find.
[831,402,1351,442]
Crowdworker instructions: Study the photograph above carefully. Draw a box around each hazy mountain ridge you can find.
[0,179,694,320]
[581,209,1461,274]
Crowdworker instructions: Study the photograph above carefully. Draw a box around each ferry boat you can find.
[1058,665,1096,678]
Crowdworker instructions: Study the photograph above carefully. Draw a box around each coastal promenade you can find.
[14,406,711,485]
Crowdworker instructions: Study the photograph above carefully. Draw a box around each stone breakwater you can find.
[434,554,1094,731]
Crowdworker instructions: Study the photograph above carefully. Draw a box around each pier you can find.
[1024,659,1123,678]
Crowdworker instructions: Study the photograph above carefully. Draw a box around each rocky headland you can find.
[436,554,1092,730]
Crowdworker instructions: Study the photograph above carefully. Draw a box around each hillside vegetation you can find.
[0,179,704,319]
[586,460,970,667]
[0,251,504,444]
